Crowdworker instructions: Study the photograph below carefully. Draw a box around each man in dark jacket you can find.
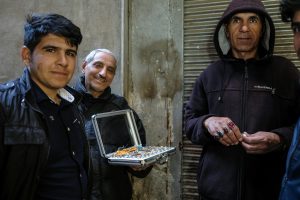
[75,48,151,200]
[0,13,90,200]
[279,1,300,199]
[184,0,300,199]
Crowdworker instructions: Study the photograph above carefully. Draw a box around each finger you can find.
[213,131,231,146]
[241,141,265,154]
[227,121,243,142]
[222,127,240,145]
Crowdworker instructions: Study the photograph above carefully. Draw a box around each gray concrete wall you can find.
[0,0,123,94]
[0,0,183,199]
[128,0,183,199]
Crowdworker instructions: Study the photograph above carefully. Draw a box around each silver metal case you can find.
[91,109,176,166]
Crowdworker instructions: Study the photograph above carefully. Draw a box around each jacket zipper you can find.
[238,63,248,200]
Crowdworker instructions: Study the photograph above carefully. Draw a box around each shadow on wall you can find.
[138,39,181,100]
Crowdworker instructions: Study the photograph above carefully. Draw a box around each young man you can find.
[279,1,300,199]
[75,49,151,200]
[0,13,90,200]
[184,0,300,199]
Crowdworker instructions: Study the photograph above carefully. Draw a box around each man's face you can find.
[292,10,300,57]
[22,34,77,96]
[82,51,117,98]
[226,12,263,60]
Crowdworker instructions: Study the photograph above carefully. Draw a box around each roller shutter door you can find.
[182,0,299,199]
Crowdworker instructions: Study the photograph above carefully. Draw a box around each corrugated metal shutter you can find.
[182,0,299,199]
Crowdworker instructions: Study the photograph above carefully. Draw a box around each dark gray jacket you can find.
[0,68,91,200]
[184,0,300,199]
[75,76,151,200]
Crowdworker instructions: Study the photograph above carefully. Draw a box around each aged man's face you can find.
[82,52,117,98]
[292,10,300,58]
[226,12,263,60]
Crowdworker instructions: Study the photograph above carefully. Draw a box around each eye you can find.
[230,17,240,24]
[107,67,116,74]
[45,47,56,53]
[94,62,104,68]
[249,16,259,23]
[292,23,300,34]
[66,51,77,57]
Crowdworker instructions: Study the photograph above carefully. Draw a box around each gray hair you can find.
[84,48,116,64]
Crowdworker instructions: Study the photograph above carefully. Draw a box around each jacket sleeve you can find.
[0,102,5,182]
[184,75,215,145]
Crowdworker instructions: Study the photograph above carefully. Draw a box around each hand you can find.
[204,116,243,146]
[241,131,282,154]
[130,165,151,171]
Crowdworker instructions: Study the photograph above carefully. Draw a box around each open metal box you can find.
[91,109,176,166]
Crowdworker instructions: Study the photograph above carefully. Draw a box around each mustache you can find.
[97,74,107,82]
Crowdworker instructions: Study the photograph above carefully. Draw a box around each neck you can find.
[232,50,257,60]
[31,79,61,104]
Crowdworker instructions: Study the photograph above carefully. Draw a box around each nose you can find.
[99,67,107,78]
[57,52,68,67]
[240,23,249,32]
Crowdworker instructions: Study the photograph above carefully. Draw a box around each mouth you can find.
[52,71,68,77]
[96,77,107,83]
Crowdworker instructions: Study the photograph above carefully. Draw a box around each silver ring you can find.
[214,131,224,140]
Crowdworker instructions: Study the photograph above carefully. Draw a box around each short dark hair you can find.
[23,13,82,52]
[280,0,300,22]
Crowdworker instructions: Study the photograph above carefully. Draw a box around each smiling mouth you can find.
[52,71,68,76]
[96,77,107,83]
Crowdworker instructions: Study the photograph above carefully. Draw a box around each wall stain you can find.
[138,39,181,100]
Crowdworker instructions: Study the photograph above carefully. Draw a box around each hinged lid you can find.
[91,109,142,158]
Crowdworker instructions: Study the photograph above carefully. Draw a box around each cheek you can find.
[294,35,300,50]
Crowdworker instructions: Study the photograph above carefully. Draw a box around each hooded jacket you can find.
[184,0,300,199]
[74,76,151,200]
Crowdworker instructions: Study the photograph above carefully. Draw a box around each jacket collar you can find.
[74,75,112,102]
[20,67,82,105]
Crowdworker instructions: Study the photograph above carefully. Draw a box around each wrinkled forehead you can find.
[230,12,261,21]
[86,50,117,64]
[93,51,117,66]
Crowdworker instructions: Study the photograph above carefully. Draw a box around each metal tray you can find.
[91,109,176,166]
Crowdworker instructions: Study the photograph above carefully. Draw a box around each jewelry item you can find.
[214,131,224,140]
[227,121,235,130]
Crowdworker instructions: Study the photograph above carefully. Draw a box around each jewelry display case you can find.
[91,109,176,166]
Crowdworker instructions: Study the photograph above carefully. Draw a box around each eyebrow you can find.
[42,45,77,55]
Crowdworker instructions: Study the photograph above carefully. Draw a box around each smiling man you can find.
[184,0,300,199]
[0,13,90,200]
[74,49,151,200]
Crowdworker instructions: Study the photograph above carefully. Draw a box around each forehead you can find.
[93,52,117,65]
[293,10,300,22]
[35,34,77,51]
[231,12,260,19]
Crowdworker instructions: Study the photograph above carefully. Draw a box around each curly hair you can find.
[280,0,300,22]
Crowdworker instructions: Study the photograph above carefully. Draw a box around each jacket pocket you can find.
[4,125,46,145]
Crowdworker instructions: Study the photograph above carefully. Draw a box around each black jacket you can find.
[75,76,151,200]
[0,68,91,200]
[184,0,300,199]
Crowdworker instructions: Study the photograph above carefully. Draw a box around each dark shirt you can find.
[32,82,87,200]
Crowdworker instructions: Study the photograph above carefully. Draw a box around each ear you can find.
[81,61,87,73]
[21,46,31,66]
